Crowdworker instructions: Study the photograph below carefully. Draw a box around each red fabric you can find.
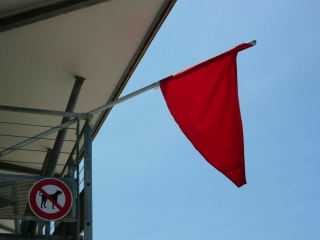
[160,43,253,187]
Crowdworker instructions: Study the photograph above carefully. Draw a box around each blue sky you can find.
[93,1,320,239]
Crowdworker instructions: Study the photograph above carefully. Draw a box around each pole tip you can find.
[249,40,257,46]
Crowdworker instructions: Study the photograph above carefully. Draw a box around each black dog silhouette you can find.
[39,190,63,209]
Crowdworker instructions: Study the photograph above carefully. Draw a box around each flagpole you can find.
[0,80,163,157]
[88,80,162,116]
[249,40,256,46]
[0,81,162,119]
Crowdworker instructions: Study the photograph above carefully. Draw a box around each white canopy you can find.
[0,0,176,233]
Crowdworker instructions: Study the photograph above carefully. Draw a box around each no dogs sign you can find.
[28,178,73,221]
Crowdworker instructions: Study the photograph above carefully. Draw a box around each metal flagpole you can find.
[0,80,162,157]
[88,80,161,116]
[0,80,162,119]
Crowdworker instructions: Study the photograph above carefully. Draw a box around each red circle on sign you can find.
[28,178,73,221]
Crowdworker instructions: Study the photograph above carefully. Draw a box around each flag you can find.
[160,42,254,187]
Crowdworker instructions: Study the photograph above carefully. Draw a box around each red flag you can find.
[160,42,254,187]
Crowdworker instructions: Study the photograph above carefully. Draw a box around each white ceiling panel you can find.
[0,0,176,176]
